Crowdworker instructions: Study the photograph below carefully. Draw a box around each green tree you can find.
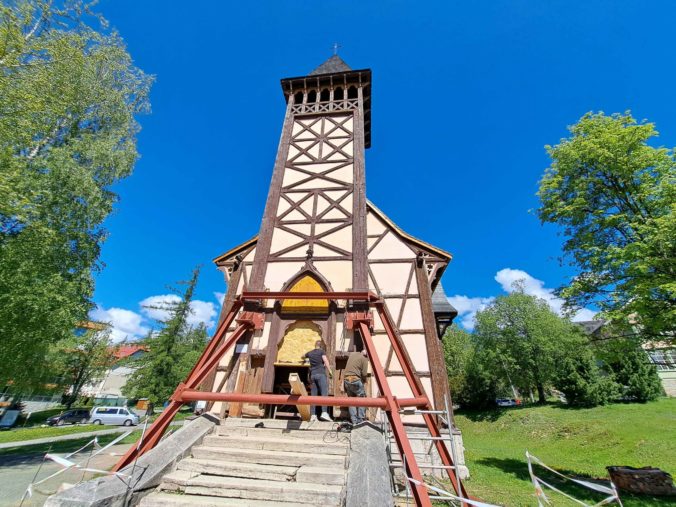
[442,324,474,398]
[538,112,676,342]
[455,349,505,410]
[554,347,617,407]
[50,325,117,409]
[122,269,209,405]
[0,1,152,388]
[600,341,664,402]
[474,284,583,404]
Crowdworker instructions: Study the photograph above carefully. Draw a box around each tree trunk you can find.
[536,383,547,404]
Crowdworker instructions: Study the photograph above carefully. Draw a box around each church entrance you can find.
[271,320,321,418]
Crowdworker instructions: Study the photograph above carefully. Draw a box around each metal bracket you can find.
[345,310,373,331]
[236,311,265,330]
[170,382,188,403]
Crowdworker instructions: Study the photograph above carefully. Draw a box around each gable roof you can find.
[114,345,147,360]
[309,55,352,76]
[213,235,257,266]
[213,202,452,266]
[366,200,452,260]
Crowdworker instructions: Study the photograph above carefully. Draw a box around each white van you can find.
[89,406,140,426]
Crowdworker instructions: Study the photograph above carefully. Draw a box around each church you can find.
[207,55,458,423]
[57,56,470,507]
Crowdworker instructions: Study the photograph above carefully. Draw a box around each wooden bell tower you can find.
[211,56,456,422]
[114,56,470,506]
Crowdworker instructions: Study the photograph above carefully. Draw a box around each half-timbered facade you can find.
[207,56,457,422]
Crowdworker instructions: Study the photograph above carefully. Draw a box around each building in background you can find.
[84,345,147,406]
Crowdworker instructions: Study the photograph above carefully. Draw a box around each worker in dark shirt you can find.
[304,340,333,422]
[343,348,369,425]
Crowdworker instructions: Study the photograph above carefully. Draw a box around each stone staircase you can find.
[140,418,351,507]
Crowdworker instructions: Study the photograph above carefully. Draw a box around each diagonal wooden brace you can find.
[112,304,260,472]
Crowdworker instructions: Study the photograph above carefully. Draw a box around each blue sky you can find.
[90,0,676,340]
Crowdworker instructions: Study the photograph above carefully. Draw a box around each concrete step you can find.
[221,417,337,431]
[217,425,351,442]
[159,469,199,492]
[183,474,343,505]
[140,492,310,507]
[296,465,346,486]
[202,435,348,455]
[192,445,346,468]
[177,457,298,482]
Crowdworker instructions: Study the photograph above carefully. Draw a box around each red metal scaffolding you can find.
[112,291,470,507]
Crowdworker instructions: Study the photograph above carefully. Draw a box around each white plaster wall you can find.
[370,263,414,295]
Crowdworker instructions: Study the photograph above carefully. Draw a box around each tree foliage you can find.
[0,0,152,388]
[473,284,581,404]
[455,349,505,410]
[600,340,664,402]
[442,324,474,398]
[538,112,675,341]
[554,347,617,407]
[122,269,209,405]
[50,325,117,408]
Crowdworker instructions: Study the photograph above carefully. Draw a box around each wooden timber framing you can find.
[249,96,296,290]
[416,253,452,414]
[209,60,455,431]
[352,84,368,291]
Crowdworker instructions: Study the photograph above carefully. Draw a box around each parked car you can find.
[46,408,91,426]
[89,406,140,426]
[496,398,519,407]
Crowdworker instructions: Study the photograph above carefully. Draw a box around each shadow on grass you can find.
[457,404,536,422]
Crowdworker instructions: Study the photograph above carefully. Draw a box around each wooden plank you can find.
[288,373,311,421]
[228,359,248,417]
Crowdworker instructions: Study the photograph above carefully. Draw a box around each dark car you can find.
[46,409,91,426]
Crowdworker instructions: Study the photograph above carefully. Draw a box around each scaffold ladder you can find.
[112,290,471,507]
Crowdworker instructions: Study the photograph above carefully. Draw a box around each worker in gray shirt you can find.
[343,347,369,425]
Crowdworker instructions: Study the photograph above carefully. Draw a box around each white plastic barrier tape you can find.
[526,451,623,507]
[407,477,502,507]
[23,431,133,499]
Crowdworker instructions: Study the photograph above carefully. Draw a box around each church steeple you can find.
[309,54,352,75]
[279,59,371,148]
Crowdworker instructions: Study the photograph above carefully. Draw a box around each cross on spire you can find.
[332,42,341,56]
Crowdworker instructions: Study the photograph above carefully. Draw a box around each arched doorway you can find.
[276,321,323,365]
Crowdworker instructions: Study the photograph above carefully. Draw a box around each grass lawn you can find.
[453,398,676,506]
[0,424,107,444]
[0,430,142,458]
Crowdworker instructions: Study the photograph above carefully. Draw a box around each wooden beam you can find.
[288,373,311,421]
[228,359,247,417]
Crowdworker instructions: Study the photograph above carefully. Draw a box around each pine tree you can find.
[554,348,617,407]
[122,268,208,405]
[609,346,664,402]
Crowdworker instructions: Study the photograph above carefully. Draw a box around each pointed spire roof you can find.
[309,55,352,76]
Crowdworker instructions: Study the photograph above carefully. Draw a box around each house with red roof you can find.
[82,344,148,406]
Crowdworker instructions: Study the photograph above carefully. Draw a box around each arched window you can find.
[334,87,344,100]
[307,90,317,103]
[320,88,330,102]
[281,274,329,314]
[293,91,304,104]
[347,86,358,99]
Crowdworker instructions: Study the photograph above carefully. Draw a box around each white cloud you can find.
[140,294,181,321]
[90,306,150,343]
[140,294,217,328]
[92,293,219,343]
[447,295,495,331]
[448,268,596,330]
[188,300,217,328]
[214,292,225,306]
